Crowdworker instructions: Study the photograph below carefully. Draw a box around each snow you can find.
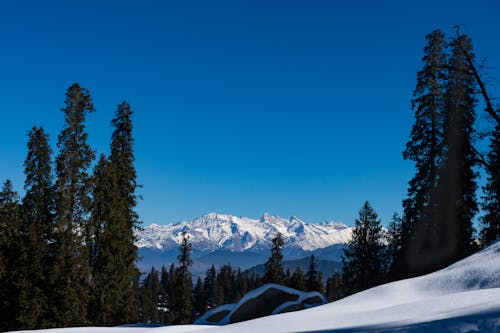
[135,212,352,253]
[11,242,500,332]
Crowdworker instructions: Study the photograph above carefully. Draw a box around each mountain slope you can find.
[136,212,352,253]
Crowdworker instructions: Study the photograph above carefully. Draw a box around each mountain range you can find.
[135,212,353,275]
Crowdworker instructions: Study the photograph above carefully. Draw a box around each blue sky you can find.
[1,1,499,226]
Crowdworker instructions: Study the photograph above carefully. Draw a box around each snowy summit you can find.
[135,212,352,253]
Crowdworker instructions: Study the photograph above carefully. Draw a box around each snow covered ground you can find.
[12,241,500,332]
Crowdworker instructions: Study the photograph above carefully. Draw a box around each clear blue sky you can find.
[1,1,499,226]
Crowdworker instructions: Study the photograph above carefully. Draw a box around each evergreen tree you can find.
[325,273,344,301]
[387,213,403,281]
[204,265,223,311]
[342,201,385,295]
[416,33,478,274]
[400,30,447,279]
[172,232,193,324]
[138,267,160,323]
[288,267,306,291]
[158,266,171,323]
[305,255,321,292]
[217,264,236,303]
[235,268,248,300]
[92,101,140,325]
[0,180,23,331]
[49,83,95,326]
[17,127,55,329]
[262,233,285,284]
[193,277,205,320]
[481,122,500,245]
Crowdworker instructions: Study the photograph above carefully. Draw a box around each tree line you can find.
[137,232,345,324]
[0,83,140,331]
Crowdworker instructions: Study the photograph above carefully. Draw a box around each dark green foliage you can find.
[409,34,478,275]
[91,101,140,326]
[305,255,320,292]
[217,264,237,304]
[138,267,160,323]
[288,267,306,291]
[193,277,205,320]
[325,273,344,301]
[398,30,447,279]
[17,127,54,329]
[49,83,95,327]
[386,213,403,281]
[171,232,193,324]
[204,265,223,311]
[262,233,285,284]
[342,201,385,295]
[0,180,23,331]
[481,122,500,245]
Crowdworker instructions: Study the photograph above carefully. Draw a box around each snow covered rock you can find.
[194,284,327,325]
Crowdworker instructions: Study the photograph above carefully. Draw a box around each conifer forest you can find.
[1,28,500,331]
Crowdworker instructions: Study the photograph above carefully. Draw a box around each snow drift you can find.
[12,241,500,333]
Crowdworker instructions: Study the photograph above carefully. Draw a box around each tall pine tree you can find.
[17,127,55,329]
[49,83,95,326]
[399,30,447,279]
[92,101,140,325]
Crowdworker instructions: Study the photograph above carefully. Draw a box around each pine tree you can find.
[204,265,223,311]
[416,33,478,274]
[342,201,385,295]
[0,180,23,331]
[17,127,55,329]
[138,267,160,323]
[305,255,319,292]
[481,122,500,245]
[92,101,140,325]
[325,273,344,301]
[387,213,403,281]
[217,264,236,303]
[262,233,285,284]
[288,267,306,291]
[49,83,95,326]
[172,232,193,324]
[158,266,171,323]
[400,30,447,279]
[193,277,205,320]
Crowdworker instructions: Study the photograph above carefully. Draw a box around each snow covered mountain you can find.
[136,212,352,253]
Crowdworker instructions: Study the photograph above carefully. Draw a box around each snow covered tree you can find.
[263,233,285,284]
[342,201,385,295]
[49,83,95,326]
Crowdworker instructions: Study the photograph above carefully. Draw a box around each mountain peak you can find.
[136,212,352,253]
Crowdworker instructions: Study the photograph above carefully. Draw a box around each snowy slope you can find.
[136,212,352,253]
[14,241,500,332]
